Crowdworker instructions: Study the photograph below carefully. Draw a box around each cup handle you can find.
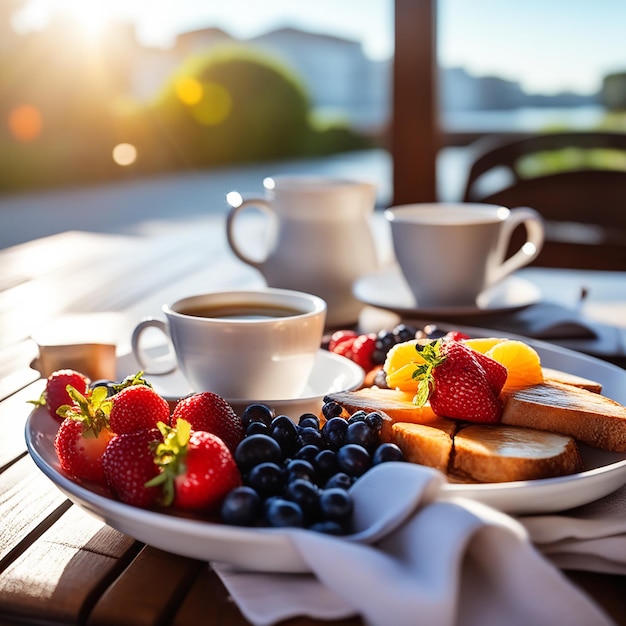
[225,196,276,269]
[490,206,545,285]
[131,318,177,375]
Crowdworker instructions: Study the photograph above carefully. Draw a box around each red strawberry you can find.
[54,385,114,484]
[350,333,377,370]
[102,427,164,508]
[32,369,90,419]
[468,348,507,395]
[328,330,358,352]
[171,392,243,454]
[413,340,503,423]
[55,419,114,484]
[149,419,241,511]
[109,384,170,434]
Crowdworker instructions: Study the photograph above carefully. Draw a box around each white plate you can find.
[25,338,626,573]
[117,348,365,417]
[353,265,541,317]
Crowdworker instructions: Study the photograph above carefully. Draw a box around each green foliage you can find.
[0,43,369,193]
[142,45,313,167]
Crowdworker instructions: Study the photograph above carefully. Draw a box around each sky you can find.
[12,0,626,96]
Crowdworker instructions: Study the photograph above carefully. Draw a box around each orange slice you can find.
[383,340,426,392]
[462,337,506,354]
[485,339,544,393]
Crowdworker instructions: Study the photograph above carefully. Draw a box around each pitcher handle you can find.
[225,195,276,270]
[490,206,545,285]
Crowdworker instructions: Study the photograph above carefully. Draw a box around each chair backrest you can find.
[461,132,626,270]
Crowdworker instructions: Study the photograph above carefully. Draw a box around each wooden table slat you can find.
[0,504,138,625]
[0,456,69,565]
[0,380,45,468]
[88,547,204,626]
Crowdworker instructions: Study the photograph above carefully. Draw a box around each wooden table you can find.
[1,225,626,625]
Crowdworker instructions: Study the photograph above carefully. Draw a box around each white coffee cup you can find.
[225,175,379,328]
[131,288,326,400]
[384,203,545,307]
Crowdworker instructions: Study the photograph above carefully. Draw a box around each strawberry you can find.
[31,369,90,419]
[109,384,170,434]
[103,427,163,507]
[443,330,471,342]
[413,340,503,423]
[468,348,507,395]
[332,338,356,360]
[171,392,244,454]
[328,330,358,353]
[350,333,377,370]
[148,419,241,512]
[54,385,114,484]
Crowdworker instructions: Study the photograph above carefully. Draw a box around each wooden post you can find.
[392,0,439,205]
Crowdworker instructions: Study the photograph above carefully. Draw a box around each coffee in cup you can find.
[384,203,545,307]
[131,288,326,400]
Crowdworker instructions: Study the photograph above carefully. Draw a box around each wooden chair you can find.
[462,132,626,270]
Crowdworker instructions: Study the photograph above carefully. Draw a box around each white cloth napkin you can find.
[213,463,616,626]
[521,484,626,575]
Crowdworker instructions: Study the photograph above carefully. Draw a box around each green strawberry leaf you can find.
[111,371,152,393]
[56,384,112,436]
[148,419,192,507]
[411,340,446,406]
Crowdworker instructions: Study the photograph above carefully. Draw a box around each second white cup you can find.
[384,203,545,307]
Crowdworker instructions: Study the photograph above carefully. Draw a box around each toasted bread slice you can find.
[326,388,440,424]
[501,381,626,452]
[389,420,458,473]
[450,424,583,483]
[541,367,602,393]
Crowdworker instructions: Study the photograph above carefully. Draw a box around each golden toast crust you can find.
[501,381,626,452]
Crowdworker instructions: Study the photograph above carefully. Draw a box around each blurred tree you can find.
[139,46,313,168]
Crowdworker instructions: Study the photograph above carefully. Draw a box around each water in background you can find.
[442,105,605,132]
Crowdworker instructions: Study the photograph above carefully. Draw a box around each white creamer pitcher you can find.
[226,175,379,327]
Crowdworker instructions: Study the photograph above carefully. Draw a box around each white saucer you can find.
[116,348,364,417]
[353,265,541,318]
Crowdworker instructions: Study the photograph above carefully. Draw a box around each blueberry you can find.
[298,413,320,429]
[285,458,317,483]
[234,434,282,473]
[314,449,339,482]
[246,421,269,436]
[319,488,353,523]
[284,478,320,519]
[295,444,321,464]
[393,323,418,342]
[246,462,285,497]
[324,472,353,490]
[364,411,384,433]
[372,443,405,465]
[347,410,368,425]
[241,403,274,427]
[269,415,300,456]
[322,417,348,450]
[345,420,378,452]
[321,401,343,420]
[337,444,371,477]
[220,486,262,526]
[265,498,304,528]
[423,324,446,339]
[299,426,325,448]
